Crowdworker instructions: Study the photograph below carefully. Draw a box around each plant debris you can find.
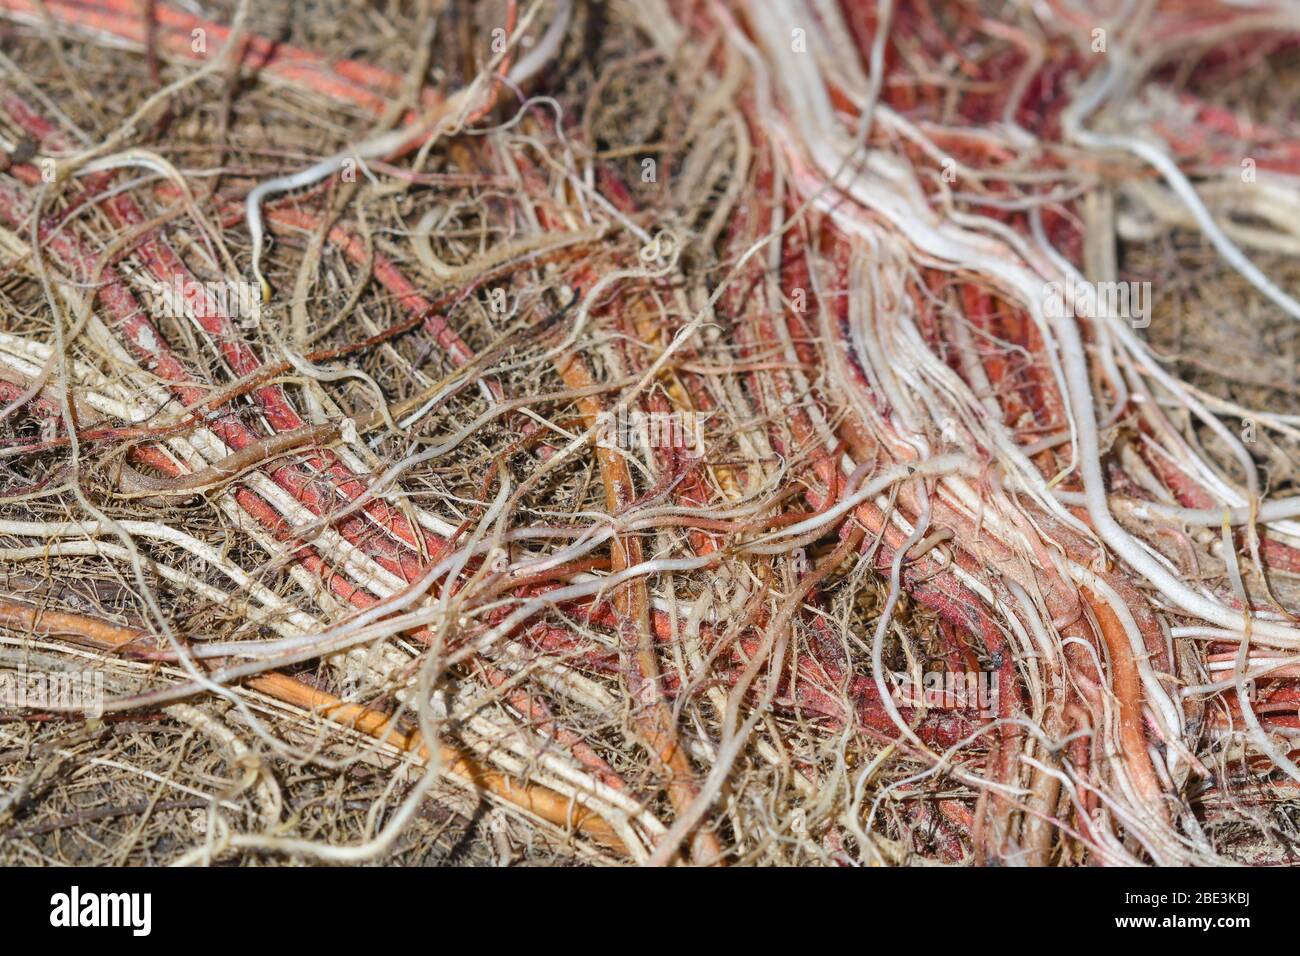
[2,0,1300,866]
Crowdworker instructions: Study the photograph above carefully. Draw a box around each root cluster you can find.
[3,0,1300,865]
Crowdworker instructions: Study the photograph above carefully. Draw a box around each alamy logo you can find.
[595,407,704,451]
[155,274,261,323]
[0,665,104,718]
[49,886,151,936]
[890,670,999,717]
[1042,279,1151,328]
